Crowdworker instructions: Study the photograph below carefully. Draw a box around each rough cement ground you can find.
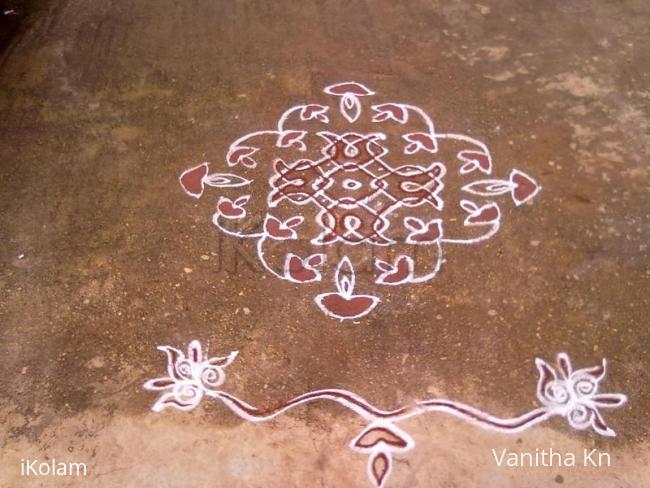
[0,0,649,486]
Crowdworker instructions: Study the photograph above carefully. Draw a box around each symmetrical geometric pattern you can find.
[144,341,627,488]
[269,132,445,246]
[179,82,542,319]
[162,83,624,488]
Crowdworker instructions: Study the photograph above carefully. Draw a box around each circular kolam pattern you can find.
[179,82,542,320]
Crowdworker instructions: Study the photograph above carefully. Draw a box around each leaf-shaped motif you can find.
[300,104,329,123]
[217,196,248,219]
[203,173,252,189]
[402,132,437,154]
[143,378,176,390]
[208,350,239,368]
[335,257,355,297]
[534,357,558,405]
[462,179,514,197]
[372,104,408,124]
[277,130,307,150]
[227,146,259,167]
[340,95,362,123]
[370,451,391,488]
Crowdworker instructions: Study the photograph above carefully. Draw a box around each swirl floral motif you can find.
[143,340,238,412]
[144,342,627,488]
[535,352,627,436]
[178,82,542,320]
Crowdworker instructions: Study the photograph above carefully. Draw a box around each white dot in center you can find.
[342,178,362,190]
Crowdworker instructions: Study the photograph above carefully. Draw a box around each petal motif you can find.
[227,146,259,168]
[458,150,491,174]
[216,196,248,219]
[300,104,329,122]
[589,407,616,437]
[534,358,558,405]
[158,346,184,381]
[591,393,627,408]
[369,451,391,488]
[372,104,408,124]
[340,95,361,123]
[403,132,437,154]
[188,340,203,364]
[462,179,513,197]
[203,173,251,188]
[208,350,239,368]
[264,215,299,240]
[277,130,307,150]
[557,353,573,380]
[143,378,176,391]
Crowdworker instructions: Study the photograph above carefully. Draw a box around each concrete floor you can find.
[0,0,649,486]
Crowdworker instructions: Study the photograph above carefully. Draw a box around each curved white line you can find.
[212,213,265,239]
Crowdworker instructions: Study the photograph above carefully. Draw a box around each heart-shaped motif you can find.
[461,200,500,225]
[217,196,249,219]
[402,132,437,154]
[375,256,413,285]
[458,150,491,174]
[372,103,408,124]
[285,253,323,283]
[404,217,443,244]
[277,130,307,150]
[179,162,209,198]
[300,104,329,122]
[264,215,303,240]
[510,169,541,206]
[227,146,258,168]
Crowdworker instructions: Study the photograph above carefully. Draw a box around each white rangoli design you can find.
[157,82,624,487]
[179,81,542,320]
[144,341,627,488]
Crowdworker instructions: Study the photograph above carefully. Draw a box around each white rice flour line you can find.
[178,82,542,320]
[144,341,627,488]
